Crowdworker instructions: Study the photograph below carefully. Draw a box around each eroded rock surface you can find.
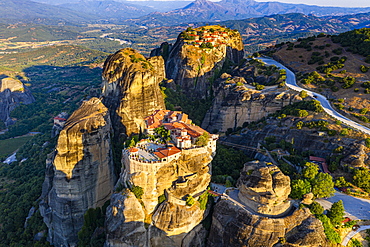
[237,161,291,216]
[40,98,115,246]
[207,201,328,247]
[0,77,34,126]
[202,75,300,132]
[102,48,166,136]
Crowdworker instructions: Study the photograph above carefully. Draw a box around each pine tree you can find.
[327,200,345,226]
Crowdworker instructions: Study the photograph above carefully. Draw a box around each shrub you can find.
[131,185,144,199]
[158,194,166,204]
[299,90,308,99]
[360,108,369,114]
[366,138,370,148]
[340,128,349,136]
[334,146,343,153]
[360,65,369,73]
[186,195,195,206]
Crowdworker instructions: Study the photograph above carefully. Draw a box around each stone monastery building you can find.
[123,110,218,164]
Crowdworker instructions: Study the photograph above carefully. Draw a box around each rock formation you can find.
[165,25,244,98]
[105,136,214,246]
[208,161,328,247]
[40,97,115,246]
[202,74,300,132]
[221,117,370,166]
[237,161,292,216]
[207,201,328,247]
[102,48,166,137]
[0,77,34,126]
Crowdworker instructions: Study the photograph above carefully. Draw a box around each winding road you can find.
[342,225,370,246]
[259,57,370,136]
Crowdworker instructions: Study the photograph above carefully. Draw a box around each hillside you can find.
[0,0,96,24]
[270,29,370,129]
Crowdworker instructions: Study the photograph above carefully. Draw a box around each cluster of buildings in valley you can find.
[123,110,218,164]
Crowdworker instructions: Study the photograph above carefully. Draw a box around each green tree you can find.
[297,109,309,117]
[309,201,324,215]
[327,200,345,226]
[334,176,350,188]
[302,162,319,180]
[195,131,209,147]
[311,173,335,198]
[316,214,341,243]
[154,125,171,143]
[290,179,311,199]
[353,168,370,192]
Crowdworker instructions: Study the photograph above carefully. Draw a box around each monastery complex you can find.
[122,110,218,165]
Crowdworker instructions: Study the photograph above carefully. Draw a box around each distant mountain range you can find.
[1,0,370,26]
[214,12,370,53]
[127,0,370,26]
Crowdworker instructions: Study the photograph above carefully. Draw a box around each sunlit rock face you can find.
[40,97,115,246]
[237,160,291,216]
[165,25,244,98]
[105,145,213,247]
[102,48,166,137]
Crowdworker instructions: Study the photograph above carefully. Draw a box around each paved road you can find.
[342,225,370,246]
[316,192,370,220]
[259,57,370,136]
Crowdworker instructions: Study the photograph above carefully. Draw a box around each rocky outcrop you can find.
[165,25,244,98]
[102,48,166,137]
[237,161,291,216]
[202,75,300,132]
[105,146,213,246]
[0,77,34,126]
[221,117,370,167]
[40,97,115,246]
[207,201,328,247]
[207,161,328,247]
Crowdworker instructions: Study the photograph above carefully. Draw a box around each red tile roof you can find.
[154,146,181,159]
[54,117,66,121]
[309,156,326,162]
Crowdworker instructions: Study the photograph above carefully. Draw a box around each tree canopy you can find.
[311,172,335,198]
[327,200,345,226]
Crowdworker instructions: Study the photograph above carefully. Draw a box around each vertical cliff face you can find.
[102,48,166,137]
[105,146,213,247]
[0,77,34,126]
[40,97,115,246]
[165,25,244,98]
[201,75,300,132]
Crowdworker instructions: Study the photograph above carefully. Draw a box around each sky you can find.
[253,0,370,7]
